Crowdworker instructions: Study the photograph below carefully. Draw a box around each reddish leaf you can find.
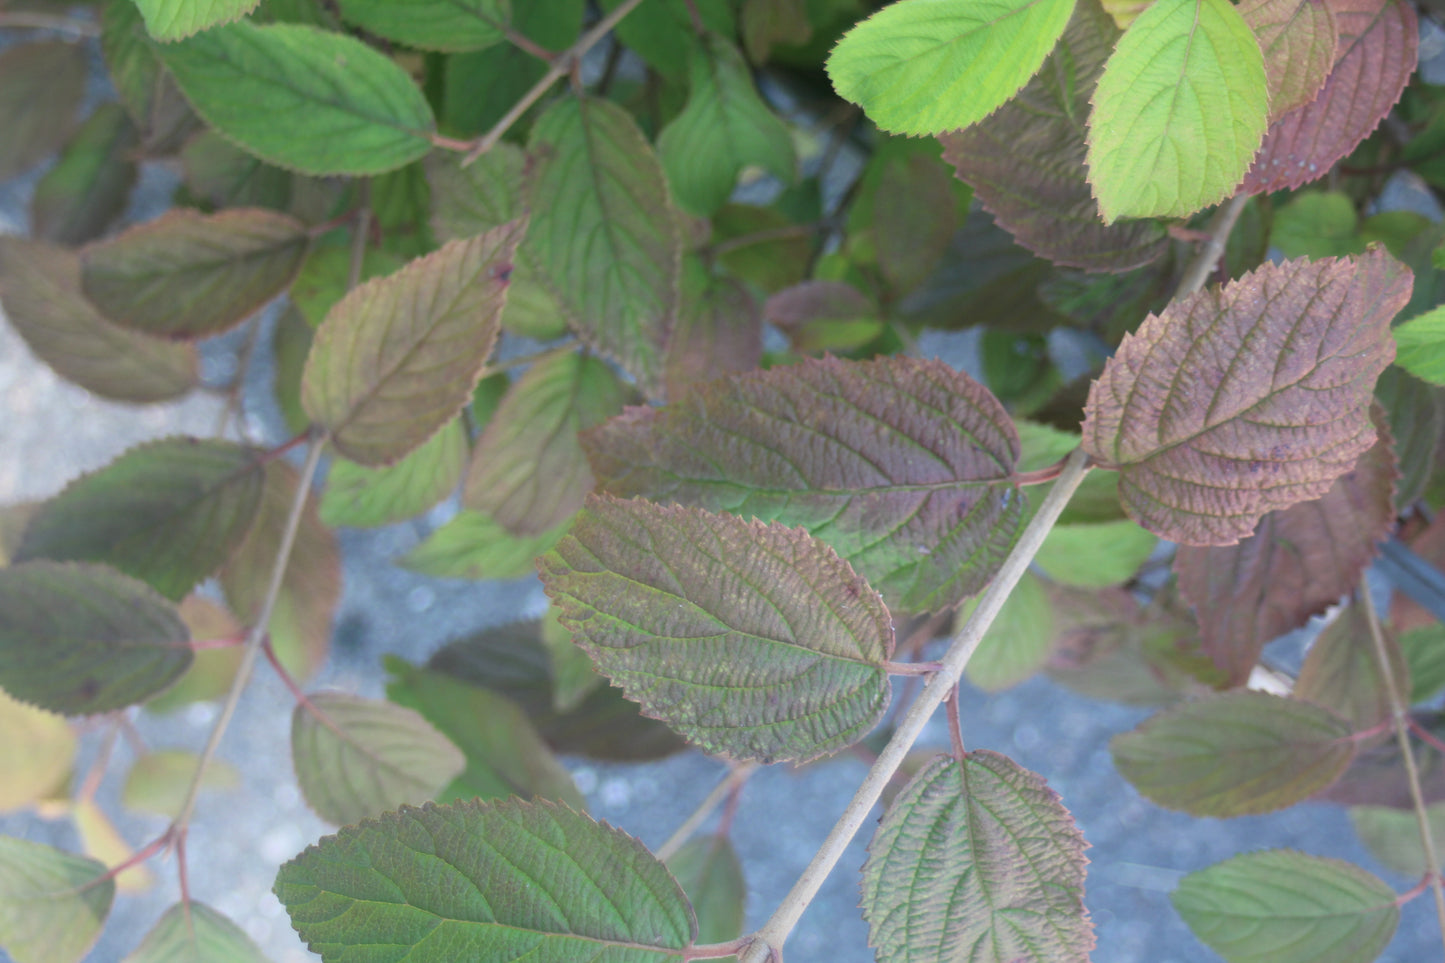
[763,280,880,356]
[939,0,1168,273]
[0,42,87,180]
[1296,602,1409,735]
[31,104,139,246]
[1239,0,1338,120]
[1242,0,1417,195]
[583,356,1022,613]
[1175,417,1398,685]
[1081,249,1407,545]
[664,259,762,400]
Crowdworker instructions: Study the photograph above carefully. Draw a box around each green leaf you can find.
[384,658,586,809]
[159,21,436,176]
[400,510,569,581]
[825,0,1074,136]
[1111,691,1356,816]
[121,902,270,963]
[302,222,523,466]
[539,496,895,763]
[292,693,466,825]
[666,835,745,946]
[872,150,960,293]
[540,607,601,713]
[180,131,295,212]
[0,41,87,180]
[274,798,696,960]
[441,0,583,135]
[1350,803,1445,877]
[861,752,1093,963]
[80,208,310,340]
[584,356,1022,612]
[1035,520,1157,588]
[289,241,406,329]
[0,836,113,963]
[31,104,139,246]
[1401,625,1445,703]
[0,238,197,404]
[964,572,1057,691]
[320,419,467,528]
[1393,305,1445,385]
[1270,191,1364,259]
[659,35,796,215]
[121,750,240,819]
[1086,0,1269,222]
[940,0,1168,273]
[0,689,75,813]
[272,304,314,436]
[100,0,200,152]
[602,0,735,79]
[1081,249,1408,545]
[136,0,260,41]
[1172,850,1397,963]
[1239,0,1338,119]
[0,562,191,715]
[463,352,630,535]
[337,0,506,51]
[527,96,681,394]
[17,439,266,602]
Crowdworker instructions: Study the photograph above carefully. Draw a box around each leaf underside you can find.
[0,836,113,963]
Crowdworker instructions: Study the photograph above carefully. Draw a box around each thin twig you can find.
[655,762,760,863]
[347,186,373,293]
[1174,193,1249,298]
[0,11,98,34]
[75,721,120,804]
[1360,580,1445,948]
[708,223,820,260]
[738,449,1094,963]
[459,0,649,165]
[946,687,966,763]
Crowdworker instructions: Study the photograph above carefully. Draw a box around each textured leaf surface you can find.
[31,104,138,247]
[0,562,190,715]
[320,419,467,529]
[666,836,745,946]
[1240,0,1338,119]
[1243,0,1417,195]
[400,511,568,581]
[584,356,1021,612]
[0,238,196,403]
[1111,691,1355,816]
[80,208,309,340]
[0,690,75,812]
[17,439,265,602]
[274,798,695,960]
[862,752,1093,963]
[121,901,268,963]
[1081,250,1408,545]
[0,836,113,963]
[527,97,680,394]
[1175,423,1397,683]
[136,0,259,40]
[940,0,1169,272]
[463,353,629,535]
[1296,603,1408,733]
[160,22,435,176]
[337,0,507,51]
[0,42,86,180]
[1173,850,1397,963]
[826,0,1074,136]
[292,693,465,825]
[1086,0,1268,222]
[539,496,895,763]
[659,35,796,215]
[303,223,522,466]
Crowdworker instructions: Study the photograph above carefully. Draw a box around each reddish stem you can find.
[1350,719,1394,742]
[429,133,475,153]
[686,939,752,961]
[191,631,246,650]
[83,830,172,891]
[259,431,311,464]
[262,636,347,737]
[1015,454,1079,487]
[1400,874,1435,906]
[946,686,966,763]
[883,660,942,676]
[1410,717,1445,757]
[176,829,192,906]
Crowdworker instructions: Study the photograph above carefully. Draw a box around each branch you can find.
[1359,579,1445,948]
[738,448,1094,962]
[458,0,648,165]
[655,762,759,863]
[1174,193,1249,298]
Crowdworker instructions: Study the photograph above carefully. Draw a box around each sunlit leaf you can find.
[0,689,74,812]
[539,496,895,763]
[1173,850,1397,963]
[862,752,1093,962]
[825,0,1074,136]
[337,0,507,51]
[320,420,466,529]
[1393,305,1445,386]
[0,562,191,715]
[31,104,139,246]
[1111,691,1356,816]
[1239,0,1338,119]
[1035,520,1157,588]
[121,750,240,819]
[0,42,86,180]
[17,439,266,602]
[1174,421,1398,683]
[399,511,569,581]
[0,238,196,404]
[964,572,1057,691]
[160,22,436,176]
[527,96,680,394]
[584,356,1021,612]
[1296,603,1408,734]
[136,0,259,40]
[1243,0,1417,195]
[121,902,270,963]
[667,835,745,946]
[80,208,309,339]
[0,836,113,963]
[941,0,1169,272]
[1086,0,1268,222]
[1082,249,1408,545]
[274,798,696,959]
[303,222,523,466]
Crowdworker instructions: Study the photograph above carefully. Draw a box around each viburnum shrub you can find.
[2,0,1445,959]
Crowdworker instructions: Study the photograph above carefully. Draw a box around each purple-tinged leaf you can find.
[763,280,881,356]
[940,0,1168,273]
[862,752,1094,963]
[584,356,1021,613]
[1111,691,1355,816]
[1082,249,1408,545]
[0,42,86,180]
[1175,419,1398,684]
[1297,602,1409,735]
[1242,0,1417,195]
[1240,0,1338,120]
[538,496,895,764]
[665,259,763,400]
